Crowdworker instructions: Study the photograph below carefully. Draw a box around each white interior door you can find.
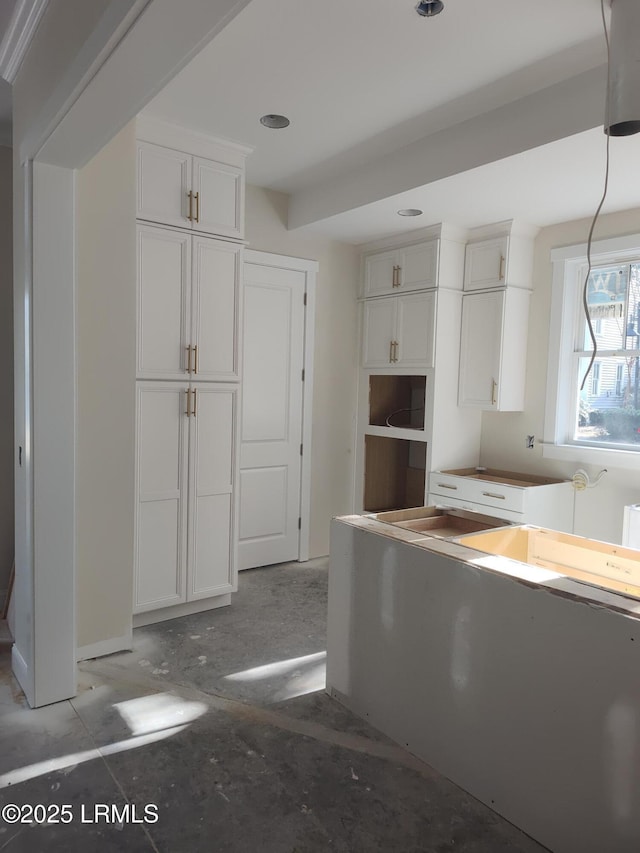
[239,262,306,570]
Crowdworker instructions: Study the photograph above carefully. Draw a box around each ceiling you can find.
[143,0,636,243]
[0,0,17,143]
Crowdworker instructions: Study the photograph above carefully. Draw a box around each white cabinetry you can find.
[137,225,241,382]
[364,240,438,297]
[362,291,435,368]
[134,120,246,624]
[134,383,237,613]
[356,225,482,513]
[428,468,574,531]
[137,138,246,240]
[458,287,531,411]
[458,221,538,412]
[463,237,508,291]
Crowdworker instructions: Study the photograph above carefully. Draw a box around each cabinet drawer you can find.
[426,493,523,524]
[429,474,525,514]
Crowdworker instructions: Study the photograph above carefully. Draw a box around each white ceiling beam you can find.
[288,65,607,230]
[0,0,49,84]
[38,0,254,169]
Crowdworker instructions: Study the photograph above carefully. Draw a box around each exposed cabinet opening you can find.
[363,435,426,512]
[369,375,426,429]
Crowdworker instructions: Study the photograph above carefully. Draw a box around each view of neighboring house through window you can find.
[575,261,640,447]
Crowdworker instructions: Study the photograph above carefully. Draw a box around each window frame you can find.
[544,232,640,469]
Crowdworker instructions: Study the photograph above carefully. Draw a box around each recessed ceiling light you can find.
[415,1,444,16]
[397,208,423,217]
[260,114,290,129]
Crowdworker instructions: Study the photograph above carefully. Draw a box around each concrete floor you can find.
[0,559,548,852]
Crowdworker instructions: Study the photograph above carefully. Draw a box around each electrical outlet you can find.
[526,435,535,449]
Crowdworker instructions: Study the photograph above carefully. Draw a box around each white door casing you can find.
[239,252,317,569]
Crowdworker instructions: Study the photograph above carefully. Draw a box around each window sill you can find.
[541,441,640,470]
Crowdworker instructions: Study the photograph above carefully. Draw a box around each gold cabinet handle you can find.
[192,388,197,417]
[186,345,192,373]
[437,483,458,490]
[491,378,497,405]
[194,191,200,223]
[185,387,191,416]
[187,191,193,221]
[498,254,505,281]
[395,266,401,288]
[392,340,399,362]
[389,340,394,363]
[193,344,198,374]
[482,491,506,500]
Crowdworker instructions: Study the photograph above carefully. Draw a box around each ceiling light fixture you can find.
[260,114,290,129]
[415,1,444,17]
[605,0,640,136]
[397,208,423,217]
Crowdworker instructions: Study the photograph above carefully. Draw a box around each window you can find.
[545,234,640,467]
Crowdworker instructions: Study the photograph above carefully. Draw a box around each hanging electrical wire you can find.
[580,0,612,391]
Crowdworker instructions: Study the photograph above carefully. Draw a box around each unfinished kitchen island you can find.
[327,514,640,853]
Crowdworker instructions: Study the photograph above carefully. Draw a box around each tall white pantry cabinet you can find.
[133,118,250,625]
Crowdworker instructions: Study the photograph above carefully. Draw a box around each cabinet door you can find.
[187,385,237,600]
[464,237,508,291]
[362,298,397,367]
[364,250,399,298]
[134,383,189,613]
[137,225,191,380]
[395,292,436,368]
[397,241,438,292]
[193,157,244,240]
[192,236,241,381]
[458,290,504,408]
[137,142,191,229]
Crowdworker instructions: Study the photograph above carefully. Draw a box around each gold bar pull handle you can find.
[482,491,506,500]
[392,340,399,363]
[185,388,192,416]
[193,345,198,374]
[389,340,394,363]
[491,378,497,405]
[192,388,197,417]
[187,191,193,222]
[396,266,401,288]
[498,254,505,281]
[194,192,200,223]
[186,345,192,373]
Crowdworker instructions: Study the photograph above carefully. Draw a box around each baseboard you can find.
[77,633,132,662]
[133,593,231,627]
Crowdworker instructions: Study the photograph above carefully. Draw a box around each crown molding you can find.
[0,0,50,84]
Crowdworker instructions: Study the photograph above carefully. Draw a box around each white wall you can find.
[76,122,136,653]
[480,207,640,545]
[245,185,360,557]
[0,145,12,603]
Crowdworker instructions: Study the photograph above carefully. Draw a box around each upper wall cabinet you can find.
[137,141,245,241]
[463,221,538,292]
[463,237,509,292]
[362,291,436,369]
[364,240,439,298]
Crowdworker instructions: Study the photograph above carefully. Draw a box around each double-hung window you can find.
[544,233,640,467]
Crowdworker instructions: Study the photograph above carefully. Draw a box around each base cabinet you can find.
[134,382,237,614]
